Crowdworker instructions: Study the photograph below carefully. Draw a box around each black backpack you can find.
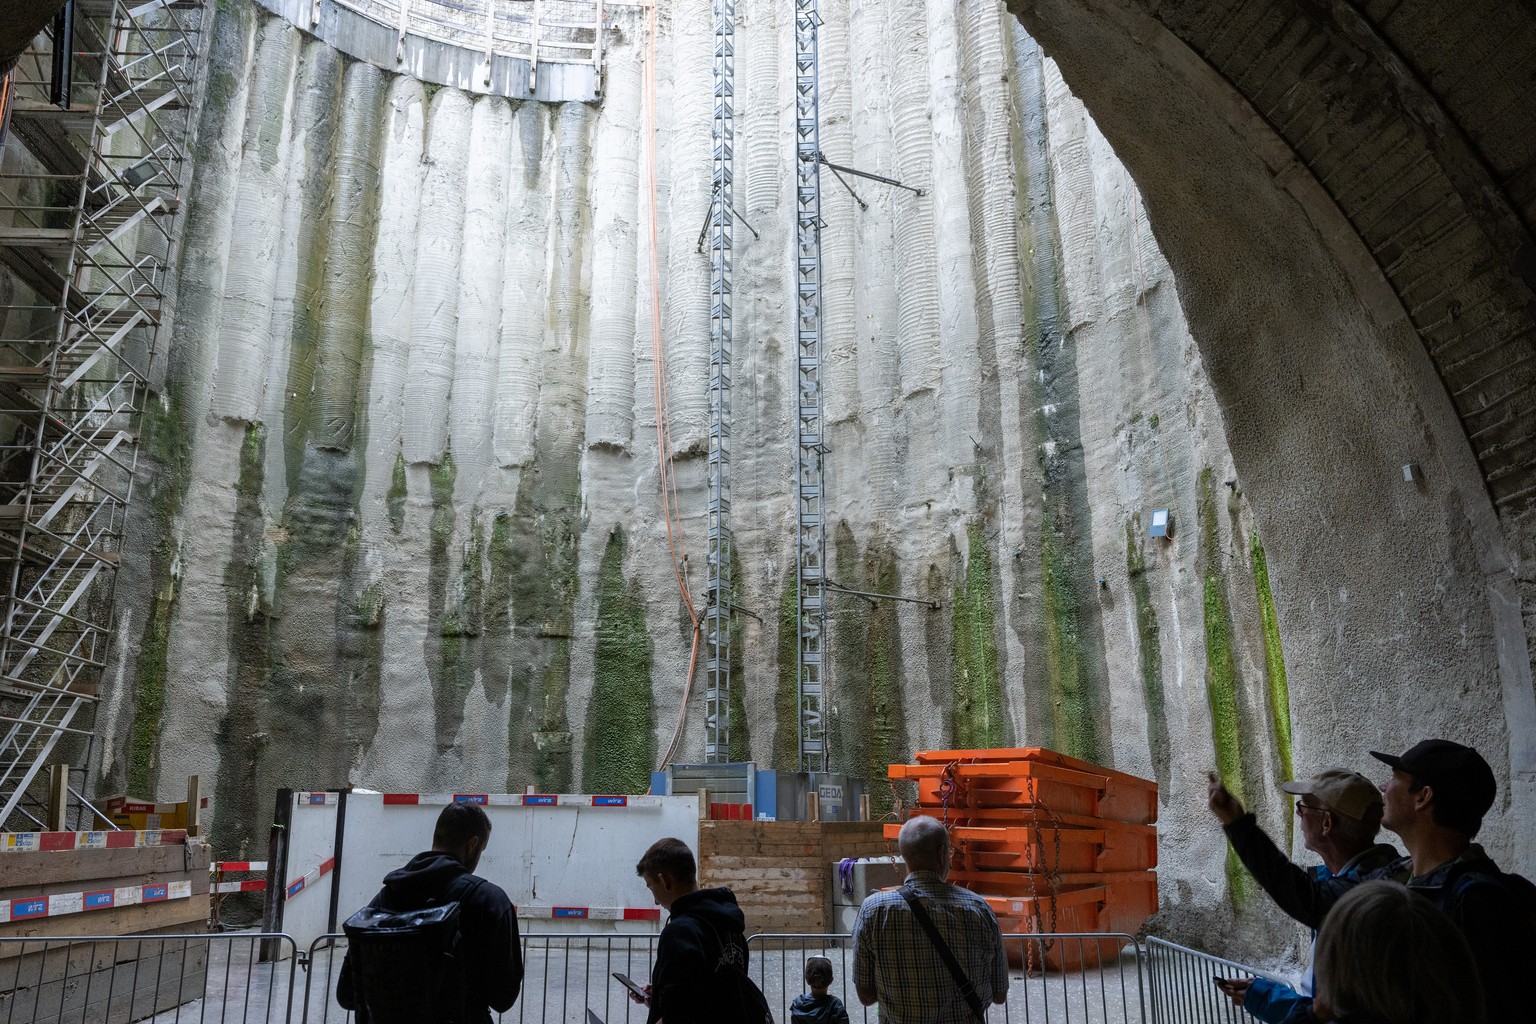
[1438,863,1536,1020]
[699,919,774,1024]
[342,874,485,1024]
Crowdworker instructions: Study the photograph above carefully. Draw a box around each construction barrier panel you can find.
[269,790,701,952]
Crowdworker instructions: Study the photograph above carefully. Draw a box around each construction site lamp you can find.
[1149,508,1173,539]
[120,161,156,189]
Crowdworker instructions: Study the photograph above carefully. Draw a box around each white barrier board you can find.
[278,792,699,951]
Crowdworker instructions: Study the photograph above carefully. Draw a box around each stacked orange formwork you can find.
[886,748,1159,971]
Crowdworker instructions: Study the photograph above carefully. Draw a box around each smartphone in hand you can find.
[613,973,649,1001]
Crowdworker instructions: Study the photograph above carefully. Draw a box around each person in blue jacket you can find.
[1208,769,1400,1023]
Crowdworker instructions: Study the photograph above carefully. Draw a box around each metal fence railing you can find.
[0,928,1285,1023]
[748,933,1148,1024]
[0,932,298,1023]
[1143,936,1289,1024]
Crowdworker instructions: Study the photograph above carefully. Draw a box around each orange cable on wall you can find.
[640,0,702,772]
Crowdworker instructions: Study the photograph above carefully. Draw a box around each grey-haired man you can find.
[1208,769,1397,1022]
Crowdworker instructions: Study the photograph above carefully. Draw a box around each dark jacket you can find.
[1222,814,1402,929]
[1402,846,1526,1024]
[649,887,750,1024]
[337,851,522,1024]
[790,992,850,1024]
[1228,820,1517,1024]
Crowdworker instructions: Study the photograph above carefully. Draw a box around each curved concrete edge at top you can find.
[253,0,600,102]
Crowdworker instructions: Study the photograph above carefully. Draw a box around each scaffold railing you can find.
[0,0,205,828]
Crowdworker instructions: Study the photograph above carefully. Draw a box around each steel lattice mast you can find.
[793,0,827,772]
[703,0,736,762]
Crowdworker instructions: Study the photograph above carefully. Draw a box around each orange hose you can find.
[643,0,700,770]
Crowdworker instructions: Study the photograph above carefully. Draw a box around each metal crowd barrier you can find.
[0,931,299,1023]
[1142,936,1287,1024]
[748,932,1148,1024]
[0,928,1280,1023]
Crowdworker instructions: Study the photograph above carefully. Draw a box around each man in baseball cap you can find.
[1209,769,1400,1023]
[1368,739,1532,1024]
[1369,739,1496,871]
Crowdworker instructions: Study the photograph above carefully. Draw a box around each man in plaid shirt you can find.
[851,816,1009,1023]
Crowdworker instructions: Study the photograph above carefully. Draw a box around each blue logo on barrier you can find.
[143,884,168,902]
[453,794,488,804]
[307,793,327,804]
[524,795,557,806]
[12,898,47,919]
[552,907,588,919]
[85,892,114,910]
[593,796,628,807]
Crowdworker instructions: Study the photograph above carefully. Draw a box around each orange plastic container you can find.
[879,820,1155,873]
[952,867,1155,897]
[983,875,1157,970]
[959,821,1155,873]
[892,750,1158,825]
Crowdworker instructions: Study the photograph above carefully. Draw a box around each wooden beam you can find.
[185,775,202,838]
[46,763,68,831]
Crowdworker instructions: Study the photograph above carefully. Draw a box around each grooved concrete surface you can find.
[1,0,1524,963]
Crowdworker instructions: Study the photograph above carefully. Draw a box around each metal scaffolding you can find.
[0,0,205,828]
[703,0,736,761]
[793,0,827,772]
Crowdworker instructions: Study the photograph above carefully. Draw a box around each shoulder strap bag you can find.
[897,884,987,1023]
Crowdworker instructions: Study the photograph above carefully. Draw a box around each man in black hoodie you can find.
[338,803,522,1024]
[633,836,756,1024]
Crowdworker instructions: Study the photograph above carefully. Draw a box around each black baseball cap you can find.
[1370,739,1497,819]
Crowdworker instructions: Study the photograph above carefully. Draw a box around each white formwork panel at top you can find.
[281,791,342,952]
[283,792,699,951]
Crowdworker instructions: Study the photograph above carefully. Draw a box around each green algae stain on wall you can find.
[583,527,655,793]
[774,571,801,769]
[124,386,197,797]
[864,536,908,817]
[127,579,177,796]
[1126,517,1170,800]
[209,422,277,856]
[481,511,516,707]
[505,465,580,793]
[1041,509,1100,762]
[423,455,463,751]
[950,525,1004,749]
[1198,468,1249,904]
[1251,532,1294,785]
[831,521,871,778]
[725,542,751,763]
[387,452,407,533]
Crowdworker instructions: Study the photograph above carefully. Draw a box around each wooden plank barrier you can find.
[697,820,891,934]
[0,834,211,1024]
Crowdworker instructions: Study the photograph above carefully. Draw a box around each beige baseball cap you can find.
[1280,769,1383,820]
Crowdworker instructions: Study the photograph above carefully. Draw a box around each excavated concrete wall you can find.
[93,0,1527,957]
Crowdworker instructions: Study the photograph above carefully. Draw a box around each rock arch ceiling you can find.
[1007,0,1536,517]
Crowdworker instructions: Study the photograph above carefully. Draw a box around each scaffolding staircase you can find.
[0,0,204,829]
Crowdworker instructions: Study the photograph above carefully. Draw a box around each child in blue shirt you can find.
[789,956,849,1024]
